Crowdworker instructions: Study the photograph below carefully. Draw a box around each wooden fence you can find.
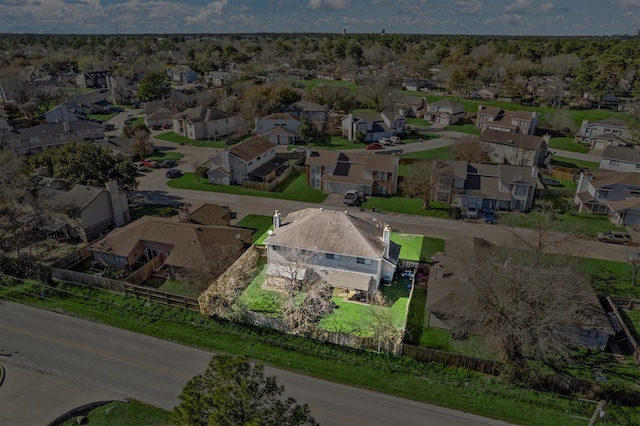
[610,296,640,311]
[402,344,501,375]
[534,188,576,198]
[124,255,164,285]
[606,296,640,366]
[51,267,125,293]
[123,282,200,311]
[50,242,97,269]
[242,166,293,191]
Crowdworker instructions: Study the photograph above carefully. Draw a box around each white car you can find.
[378,137,391,145]
[389,136,400,144]
[467,204,478,219]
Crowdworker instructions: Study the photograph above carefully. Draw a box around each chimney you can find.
[383,225,391,258]
[178,206,191,222]
[105,181,126,227]
[532,165,539,178]
[273,210,282,229]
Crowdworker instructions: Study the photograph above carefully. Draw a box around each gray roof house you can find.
[600,146,640,173]
[435,161,539,212]
[285,101,329,122]
[263,208,401,299]
[144,107,174,128]
[305,150,399,196]
[479,129,550,167]
[254,113,301,145]
[172,106,237,140]
[166,65,198,84]
[7,121,104,156]
[475,105,538,135]
[426,236,614,352]
[575,171,640,226]
[204,71,232,87]
[75,71,111,89]
[341,110,406,142]
[207,136,278,185]
[45,93,113,123]
[424,99,464,125]
[575,119,634,150]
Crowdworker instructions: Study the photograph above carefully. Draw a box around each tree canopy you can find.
[172,355,317,426]
[28,142,138,191]
[137,72,169,101]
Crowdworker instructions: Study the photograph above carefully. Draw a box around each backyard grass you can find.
[235,215,273,244]
[580,258,640,299]
[158,279,200,298]
[236,259,284,315]
[154,132,228,148]
[129,203,181,220]
[548,137,590,153]
[58,399,170,426]
[443,123,481,135]
[168,172,328,203]
[390,233,444,261]
[550,155,599,171]
[2,278,633,426]
[622,309,640,341]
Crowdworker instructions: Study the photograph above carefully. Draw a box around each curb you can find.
[47,399,128,426]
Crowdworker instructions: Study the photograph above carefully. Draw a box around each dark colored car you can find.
[160,160,177,168]
[165,168,182,179]
[483,209,496,224]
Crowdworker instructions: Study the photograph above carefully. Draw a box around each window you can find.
[609,160,620,167]
[514,185,528,196]
[326,253,341,260]
[356,257,372,265]
[257,156,261,161]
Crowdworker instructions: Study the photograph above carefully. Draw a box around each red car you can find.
[365,143,384,150]
[142,159,159,168]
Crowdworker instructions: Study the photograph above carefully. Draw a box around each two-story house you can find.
[7,121,104,156]
[166,65,198,84]
[60,181,130,242]
[306,150,399,196]
[599,146,640,173]
[207,136,277,185]
[88,204,253,279]
[575,171,640,226]
[263,208,401,300]
[479,129,550,166]
[341,110,405,142]
[424,99,465,125]
[76,71,111,89]
[254,113,301,145]
[475,105,538,135]
[435,161,539,212]
[204,71,232,87]
[45,93,113,123]
[172,106,237,140]
[284,101,329,123]
[575,119,634,150]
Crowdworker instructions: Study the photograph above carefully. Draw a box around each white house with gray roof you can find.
[599,146,640,173]
[341,110,405,142]
[424,99,464,125]
[7,121,104,156]
[263,208,401,298]
[172,106,237,140]
[207,136,278,185]
[575,119,634,150]
[479,129,550,167]
[575,171,640,226]
[254,112,301,145]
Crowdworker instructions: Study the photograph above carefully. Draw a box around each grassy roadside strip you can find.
[0,278,610,426]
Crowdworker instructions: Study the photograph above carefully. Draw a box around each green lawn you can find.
[275,76,358,94]
[550,155,600,171]
[362,196,450,218]
[580,258,640,298]
[548,137,590,153]
[158,279,200,298]
[58,399,170,426]
[129,203,181,221]
[147,150,184,162]
[168,172,328,203]
[406,117,430,126]
[88,113,117,121]
[235,215,273,244]
[154,132,228,148]
[501,211,624,237]
[390,233,445,262]
[236,258,284,315]
[443,123,481,135]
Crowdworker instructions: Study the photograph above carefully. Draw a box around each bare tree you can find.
[452,250,598,365]
[400,160,452,209]
[629,252,640,287]
[369,304,402,353]
[132,129,152,161]
[357,76,392,112]
[453,136,491,163]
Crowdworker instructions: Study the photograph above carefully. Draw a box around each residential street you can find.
[0,302,513,426]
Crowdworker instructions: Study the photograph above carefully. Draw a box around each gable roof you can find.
[173,106,234,123]
[260,112,298,121]
[229,137,274,162]
[62,185,106,210]
[587,119,628,128]
[183,204,230,226]
[288,100,326,112]
[146,107,174,120]
[480,129,545,150]
[584,171,640,188]
[10,121,103,138]
[264,208,390,260]
[306,150,397,173]
[601,145,640,163]
[428,99,463,109]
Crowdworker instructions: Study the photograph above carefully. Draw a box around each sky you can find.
[1,0,639,36]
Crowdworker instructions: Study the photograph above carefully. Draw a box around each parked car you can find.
[483,208,496,224]
[162,123,171,129]
[103,123,115,131]
[123,119,131,126]
[365,143,383,150]
[142,159,159,168]
[133,162,146,171]
[151,124,161,130]
[165,168,182,179]
[378,137,390,145]
[126,114,135,121]
[110,106,124,113]
[597,230,632,245]
[291,146,307,153]
[466,204,478,219]
[389,136,400,144]
[343,189,361,206]
[160,160,177,168]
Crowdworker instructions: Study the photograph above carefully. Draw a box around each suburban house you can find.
[88,204,253,278]
[204,71,232,87]
[263,208,401,299]
[306,150,399,196]
[76,71,111,89]
[284,100,329,122]
[426,236,614,351]
[7,121,104,156]
[599,146,640,173]
[424,99,465,125]
[60,181,130,242]
[575,119,634,150]
[341,110,406,142]
[477,87,499,99]
[254,113,301,145]
[479,129,551,167]
[94,136,154,160]
[390,95,427,118]
[434,160,539,212]
[166,65,198,84]
[475,105,539,135]
[45,93,113,123]
[401,78,435,92]
[144,107,174,128]
[172,106,237,140]
[574,171,640,226]
[207,136,279,185]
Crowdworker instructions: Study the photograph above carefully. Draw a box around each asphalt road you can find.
[0,302,512,426]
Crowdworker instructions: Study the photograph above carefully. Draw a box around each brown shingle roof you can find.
[229,137,274,162]
[480,129,544,150]
[585,171,640,188]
